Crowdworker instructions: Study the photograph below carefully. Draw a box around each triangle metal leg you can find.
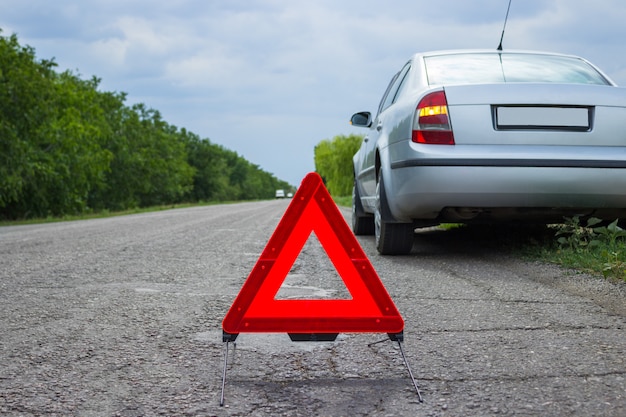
[397,340,423,403]
[368,333,423,403]
[220,331,238,406]
[220,340,237,406]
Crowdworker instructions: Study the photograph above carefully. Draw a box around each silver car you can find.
[350,50,626,255]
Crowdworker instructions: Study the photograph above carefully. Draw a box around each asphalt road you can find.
[1,200,624,416]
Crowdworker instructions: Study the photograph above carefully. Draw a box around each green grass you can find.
[529,218,626,282]
[332,195,352,208]
[0,200,246,227]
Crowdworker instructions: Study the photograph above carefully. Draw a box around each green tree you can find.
[92,104,194,209]
[183,132,230,202]
[0,32,112,217]
[314,134,363,196]
[1,30,292,219]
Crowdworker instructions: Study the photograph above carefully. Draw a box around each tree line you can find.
[0,32,291,220]
[314,134,363,196]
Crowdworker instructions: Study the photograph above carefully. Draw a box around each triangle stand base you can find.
[288,333,338,342]
[219,331,423,407]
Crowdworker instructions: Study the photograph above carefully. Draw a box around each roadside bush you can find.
[551,217,626,281]
[314,134,363,196]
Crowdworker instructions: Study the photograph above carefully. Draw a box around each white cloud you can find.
[89,36,128,68]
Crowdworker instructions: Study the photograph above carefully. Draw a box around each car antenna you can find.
[497,0,513,51]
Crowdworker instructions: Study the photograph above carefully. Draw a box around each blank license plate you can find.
[495,106,591,131]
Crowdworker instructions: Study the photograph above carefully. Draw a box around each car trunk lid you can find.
[443,83,626,146]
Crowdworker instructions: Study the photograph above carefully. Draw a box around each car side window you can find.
[380,63,411,113]
[376,72,400,116]
[392,64,412,103]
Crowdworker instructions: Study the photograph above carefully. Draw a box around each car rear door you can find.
[358,63,412,201]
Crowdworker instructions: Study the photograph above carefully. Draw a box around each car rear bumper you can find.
[386,162,626,223]
[391,158,626,169]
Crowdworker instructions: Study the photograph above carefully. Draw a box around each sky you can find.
[2,0,626,187]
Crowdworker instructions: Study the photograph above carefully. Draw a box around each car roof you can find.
[414,49,583,60]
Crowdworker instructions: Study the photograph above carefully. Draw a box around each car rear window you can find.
[424,53,610,86]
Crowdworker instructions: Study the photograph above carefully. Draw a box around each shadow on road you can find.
[408,224,554,256]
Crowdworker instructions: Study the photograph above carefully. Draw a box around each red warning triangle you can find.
[222,172,404,335]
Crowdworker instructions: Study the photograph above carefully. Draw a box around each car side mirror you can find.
[350,112,372,128]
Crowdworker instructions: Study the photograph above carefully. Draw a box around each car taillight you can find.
[412,91,455,145]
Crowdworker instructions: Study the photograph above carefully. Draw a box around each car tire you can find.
[352,180,374,236]
[375,169,414,255]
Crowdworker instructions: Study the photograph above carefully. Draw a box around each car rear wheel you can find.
[352,181,374,235]
[375,170,414,255]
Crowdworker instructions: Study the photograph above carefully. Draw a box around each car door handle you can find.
[376,122,383,131]
[363,136,369,142]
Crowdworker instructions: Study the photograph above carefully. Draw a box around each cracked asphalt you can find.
[0,200,624,416]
